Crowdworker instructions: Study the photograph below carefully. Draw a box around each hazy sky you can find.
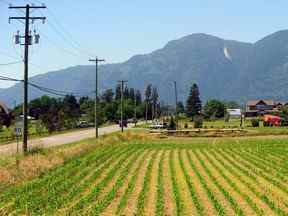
[0,0,288,88]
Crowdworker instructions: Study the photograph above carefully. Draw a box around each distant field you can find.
[0,136,288,215]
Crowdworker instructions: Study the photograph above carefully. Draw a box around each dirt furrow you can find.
[197,149,255,216]
[181,149,216,216]
[188,150,235,215]
[162,150,175,216]
[172,149,197,215]
[145,150,162,215]
[120,149,154,216]
[100,149,150,215]
[209,149,274,216]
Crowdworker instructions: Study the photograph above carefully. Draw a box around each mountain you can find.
[2,30,288,107]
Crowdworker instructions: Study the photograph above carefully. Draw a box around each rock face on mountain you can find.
[2,30,288,107]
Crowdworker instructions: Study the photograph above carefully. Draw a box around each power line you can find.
[45,8,95,57]
[0,61,22,66]
[45,20,92,58]
[30,1,96,58]
[0,75,22,82]
[0,50,21,60]
[0,74,94,96]
[28,81,94,97]
[40,31,85,58]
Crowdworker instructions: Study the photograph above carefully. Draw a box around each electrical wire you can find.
[28,81,93,96]
[32,1,96,58]
[0,75,94,97]
[0,61,22,66]
[0,75,22,82]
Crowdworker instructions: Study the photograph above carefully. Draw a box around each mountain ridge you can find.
[2,30,288,107]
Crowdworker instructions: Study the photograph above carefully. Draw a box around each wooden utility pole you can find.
[89,58,105,138]
[174,81,179,130]
[9,4,46,153]
[134,93,137,127]
[118,80,128,133]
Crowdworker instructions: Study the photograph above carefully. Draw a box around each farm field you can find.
[0,135,288,215]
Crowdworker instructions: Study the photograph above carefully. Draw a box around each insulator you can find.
[34,34,40,44]
[15,35,20,45]
[14,31,20,44]
[28,36,33,45]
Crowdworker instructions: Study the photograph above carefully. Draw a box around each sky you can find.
[0,0,288,88]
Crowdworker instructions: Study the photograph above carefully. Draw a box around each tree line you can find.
[7,82,240,133]
[12,84,161,133]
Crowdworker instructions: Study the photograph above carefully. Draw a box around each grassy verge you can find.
[0,131,148,192]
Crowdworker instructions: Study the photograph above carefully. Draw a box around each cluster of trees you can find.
[9,81,241,133]
[184,83,239,121]
[12,84,161,133]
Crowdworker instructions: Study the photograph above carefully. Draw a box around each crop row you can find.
[1,140,288,216]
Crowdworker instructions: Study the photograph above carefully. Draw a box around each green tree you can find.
[177,101,185,114]
[40,100,64,133]
[115,84,121,100]
[129,88,135,101]
[104,101,118,122]
[116,100,134,120]
[135,90,142,105]
[151,87,159,119]
[101,89,114,103]
[80,97,94,123]
[123,85,130,99]
[145,84,153,120]
[62,95,81,129]
[203,99,226,119]
[186,83,202,118]
[225,101,240,109]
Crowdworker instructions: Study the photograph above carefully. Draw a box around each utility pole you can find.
[9,4,46,153]
[118,80,128,133]
[174,81,179,130]
[89,57,105,138]
[134,93,137,127]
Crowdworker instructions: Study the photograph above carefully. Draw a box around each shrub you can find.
[251,118,260,127]
[168,116,176,130]
[194,115,203,128]
[184,123,188,129]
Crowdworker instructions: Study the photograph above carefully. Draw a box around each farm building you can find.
[0,101,11,127]
[245,100,284,117]
[227,109,242,118]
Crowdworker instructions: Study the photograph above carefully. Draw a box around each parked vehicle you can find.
[263,115,281,127]
[77,121,90,128]
[150,122,168,129]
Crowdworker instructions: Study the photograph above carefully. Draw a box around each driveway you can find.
[0,124,128,156]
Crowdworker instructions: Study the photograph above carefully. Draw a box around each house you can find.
[0,101,11,127]
[246,100,282,117]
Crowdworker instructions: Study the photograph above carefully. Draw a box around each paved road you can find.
[0,124,128,156]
